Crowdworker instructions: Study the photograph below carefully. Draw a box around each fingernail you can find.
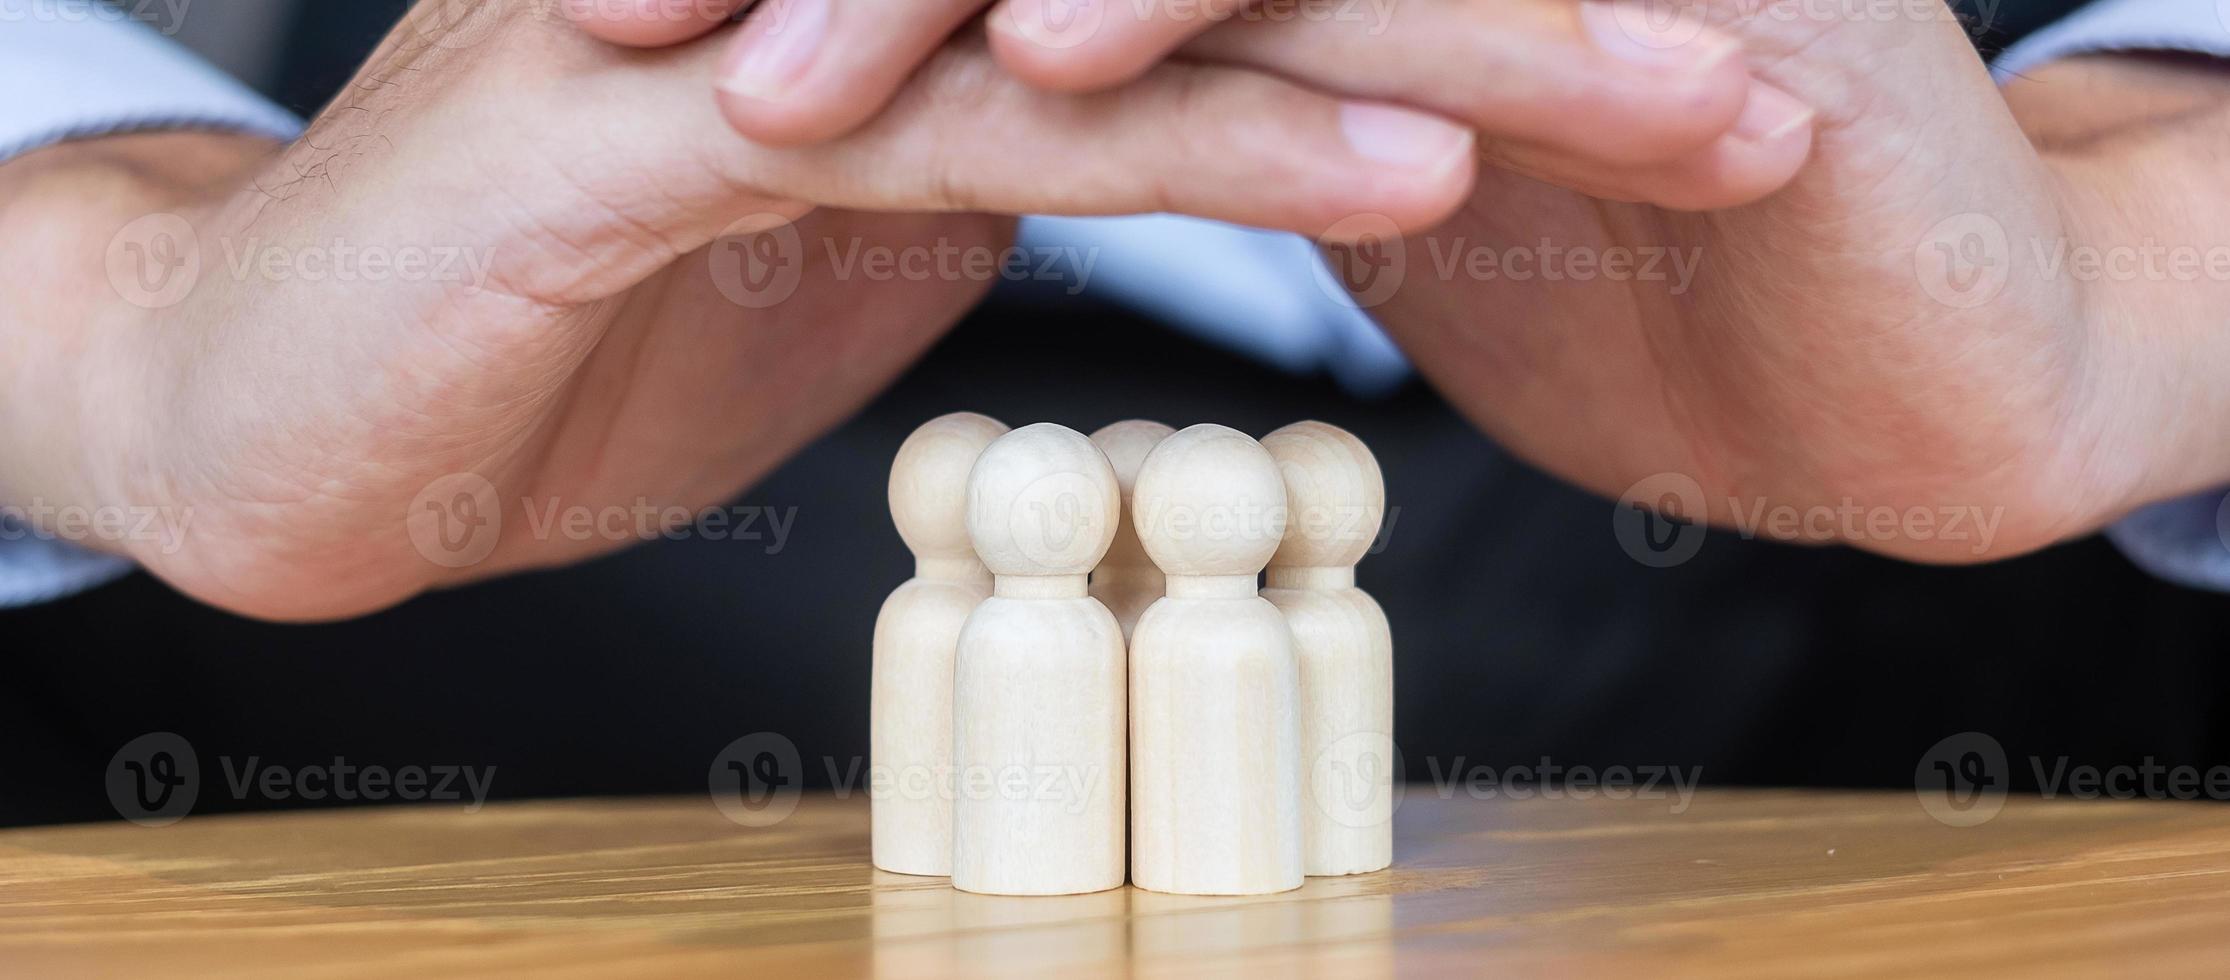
[1340,102,1473,174]
[719,0,829,101]
[1732,80,1814,143]
[1580,1,1739,74]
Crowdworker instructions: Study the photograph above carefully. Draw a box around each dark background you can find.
[10,0,2212,829]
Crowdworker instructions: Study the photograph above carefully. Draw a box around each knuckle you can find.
[908,39,1011,121]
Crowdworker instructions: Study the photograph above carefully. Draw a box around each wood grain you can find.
[5,789,2230,977]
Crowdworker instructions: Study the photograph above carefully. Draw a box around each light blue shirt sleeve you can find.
[0,0,299,607]
[0,0,298,160]
[1989,0,2230,79]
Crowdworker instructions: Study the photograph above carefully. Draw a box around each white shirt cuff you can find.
[1991,0,2230,79]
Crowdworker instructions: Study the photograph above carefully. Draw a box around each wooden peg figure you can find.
[1261,421,1395,876]
[1128,423,1304,895]
[1088,420,1176,642]
[872,412,1008,876]
[951,423,1127,895]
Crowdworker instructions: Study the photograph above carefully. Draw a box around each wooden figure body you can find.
[1088,420,1176,642]
[1128,423,1303,895]
[1260,421,1395,876]
[872,412,1008,876]
[951,423,1127,895]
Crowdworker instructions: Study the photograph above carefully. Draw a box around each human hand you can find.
[1348,11,2230,562]
[0,0,1475,620]
[603,0,1782,211]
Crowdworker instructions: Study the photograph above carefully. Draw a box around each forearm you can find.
[2006,55,2230,522]
[0,131,274,555]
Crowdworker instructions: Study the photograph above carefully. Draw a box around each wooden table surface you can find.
[5,789,2229,978]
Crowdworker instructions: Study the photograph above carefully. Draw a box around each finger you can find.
[506,35,1477,307]
[563,0,748,47]
[716,0,999,145]
[990,0,1250,93]
[1185,0,1752,167]
[1481,80,1816,211]
[724,43,1479,241]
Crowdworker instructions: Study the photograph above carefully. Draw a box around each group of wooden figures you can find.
[872,414,1394,896]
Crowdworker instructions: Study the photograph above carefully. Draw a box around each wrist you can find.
[0,132,274,562]
[2000,56,2230,531]
[2055,175,2230,523]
